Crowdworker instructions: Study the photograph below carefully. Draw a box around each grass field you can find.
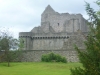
[0,62,82,75]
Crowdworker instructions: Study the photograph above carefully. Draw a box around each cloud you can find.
[0,0,98,38]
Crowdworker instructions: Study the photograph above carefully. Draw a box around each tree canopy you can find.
[71,0,100,75]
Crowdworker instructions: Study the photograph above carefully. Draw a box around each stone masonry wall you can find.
[21,50,79,62]
[41,8,88,33]
[32,38,65,50]
[19,5,88,62]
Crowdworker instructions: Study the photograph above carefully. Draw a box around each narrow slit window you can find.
[58,23,59,26]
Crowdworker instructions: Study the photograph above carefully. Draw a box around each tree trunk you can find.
[8,60,10,67]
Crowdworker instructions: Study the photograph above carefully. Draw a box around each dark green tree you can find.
[71,1,100,75]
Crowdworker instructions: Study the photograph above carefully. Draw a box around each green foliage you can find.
[0,30,23,67]
[18,38,24,50]
[41,52,67,63]
[1,50,22,62]
[71,1,100,75]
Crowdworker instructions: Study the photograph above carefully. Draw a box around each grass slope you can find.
[0,62,82,75]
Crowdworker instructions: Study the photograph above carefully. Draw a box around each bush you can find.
[41,52,67,63]
[61,57,67,63]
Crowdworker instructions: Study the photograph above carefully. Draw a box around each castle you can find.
[19,5,88,62]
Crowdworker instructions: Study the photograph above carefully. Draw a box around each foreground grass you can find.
[0,62,82,75]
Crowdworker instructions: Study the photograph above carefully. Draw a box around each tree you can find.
[71,1,100,75]
[16,38,24,61]
[0,30,23,67]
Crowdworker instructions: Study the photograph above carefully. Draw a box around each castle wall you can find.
[26,37,33,50]
[19,32,33,50]
[19,32,86,50]
[21,50,79,62]
[20,37,33,50]
[18,5,88,62]
[41,12,87,33]
[32,38,66,50]
[41,13,69,32]
[41,22,50,33]
[19,34,85,62]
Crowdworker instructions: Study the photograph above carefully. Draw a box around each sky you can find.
[0,0,98,38]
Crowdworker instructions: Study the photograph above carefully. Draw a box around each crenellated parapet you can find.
[19,32,32,37]
[19,32,70,39]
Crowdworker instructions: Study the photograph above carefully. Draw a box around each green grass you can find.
[0,62,82,75]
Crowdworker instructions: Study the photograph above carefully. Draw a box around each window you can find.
[58,23,59,26]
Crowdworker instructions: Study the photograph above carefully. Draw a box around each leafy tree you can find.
[0,30,23,67]
[71,1,100,75]
[16,38,24,61]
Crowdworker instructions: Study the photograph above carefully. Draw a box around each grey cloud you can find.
[0,0,98,38]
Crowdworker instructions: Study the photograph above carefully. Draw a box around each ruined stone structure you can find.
[19,5,88,62]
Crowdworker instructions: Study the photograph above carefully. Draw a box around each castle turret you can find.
[19,32,33,50]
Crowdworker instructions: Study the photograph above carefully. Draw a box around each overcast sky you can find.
[0,0,98,38]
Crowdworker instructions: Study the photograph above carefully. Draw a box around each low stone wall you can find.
[21,50,79,62]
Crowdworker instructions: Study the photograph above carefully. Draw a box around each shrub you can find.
[61,57,67,63]
[41,52,67,63]
[41,54,50,62]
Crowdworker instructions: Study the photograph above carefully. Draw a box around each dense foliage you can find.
[41,52,67,63]
[71,1,100,75]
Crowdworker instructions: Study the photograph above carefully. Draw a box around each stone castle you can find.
[19,5,88,62]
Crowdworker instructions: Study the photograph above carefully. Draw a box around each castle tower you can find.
[19,5,88,50]
[18,5,89,62]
